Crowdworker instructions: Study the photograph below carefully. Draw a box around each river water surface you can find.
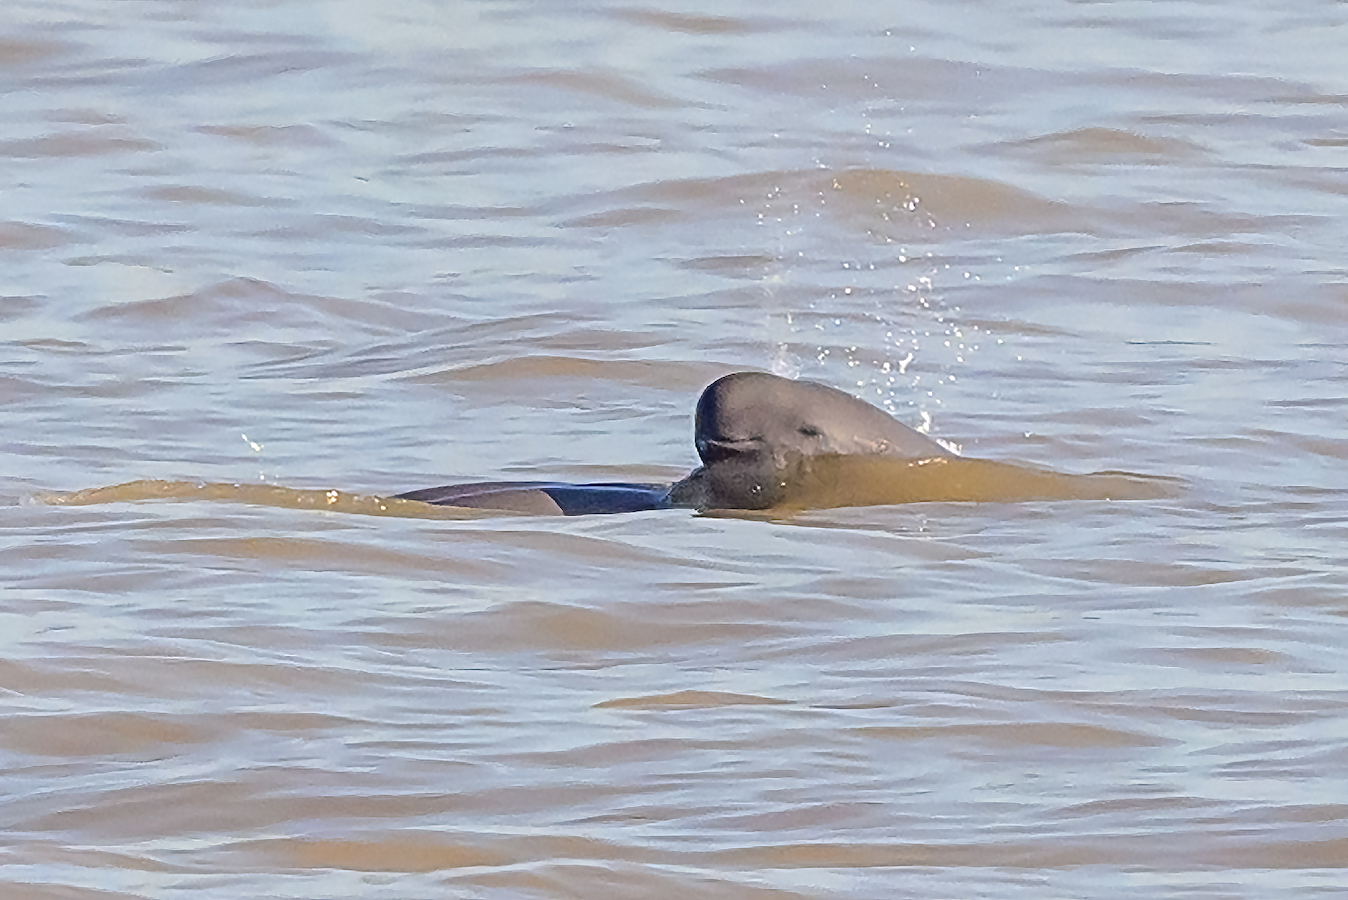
[5,1,1348,898]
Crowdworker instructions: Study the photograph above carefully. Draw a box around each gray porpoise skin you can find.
[396,371,949,514]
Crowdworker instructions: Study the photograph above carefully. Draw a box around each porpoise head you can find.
[669,371,950,509]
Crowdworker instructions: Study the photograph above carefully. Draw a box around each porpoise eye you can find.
[797,424,822,438]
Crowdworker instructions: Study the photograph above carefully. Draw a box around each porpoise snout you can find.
[695,435,764,464]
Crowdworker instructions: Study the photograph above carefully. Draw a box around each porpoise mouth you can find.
[696,435,764,464]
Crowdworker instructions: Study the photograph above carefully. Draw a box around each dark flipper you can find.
[395,482,670,515]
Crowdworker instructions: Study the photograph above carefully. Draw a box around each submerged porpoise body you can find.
[396,371,949,514]
[49,373,1170,514]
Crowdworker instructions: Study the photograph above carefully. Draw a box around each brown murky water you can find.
[5,1,1348,898]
